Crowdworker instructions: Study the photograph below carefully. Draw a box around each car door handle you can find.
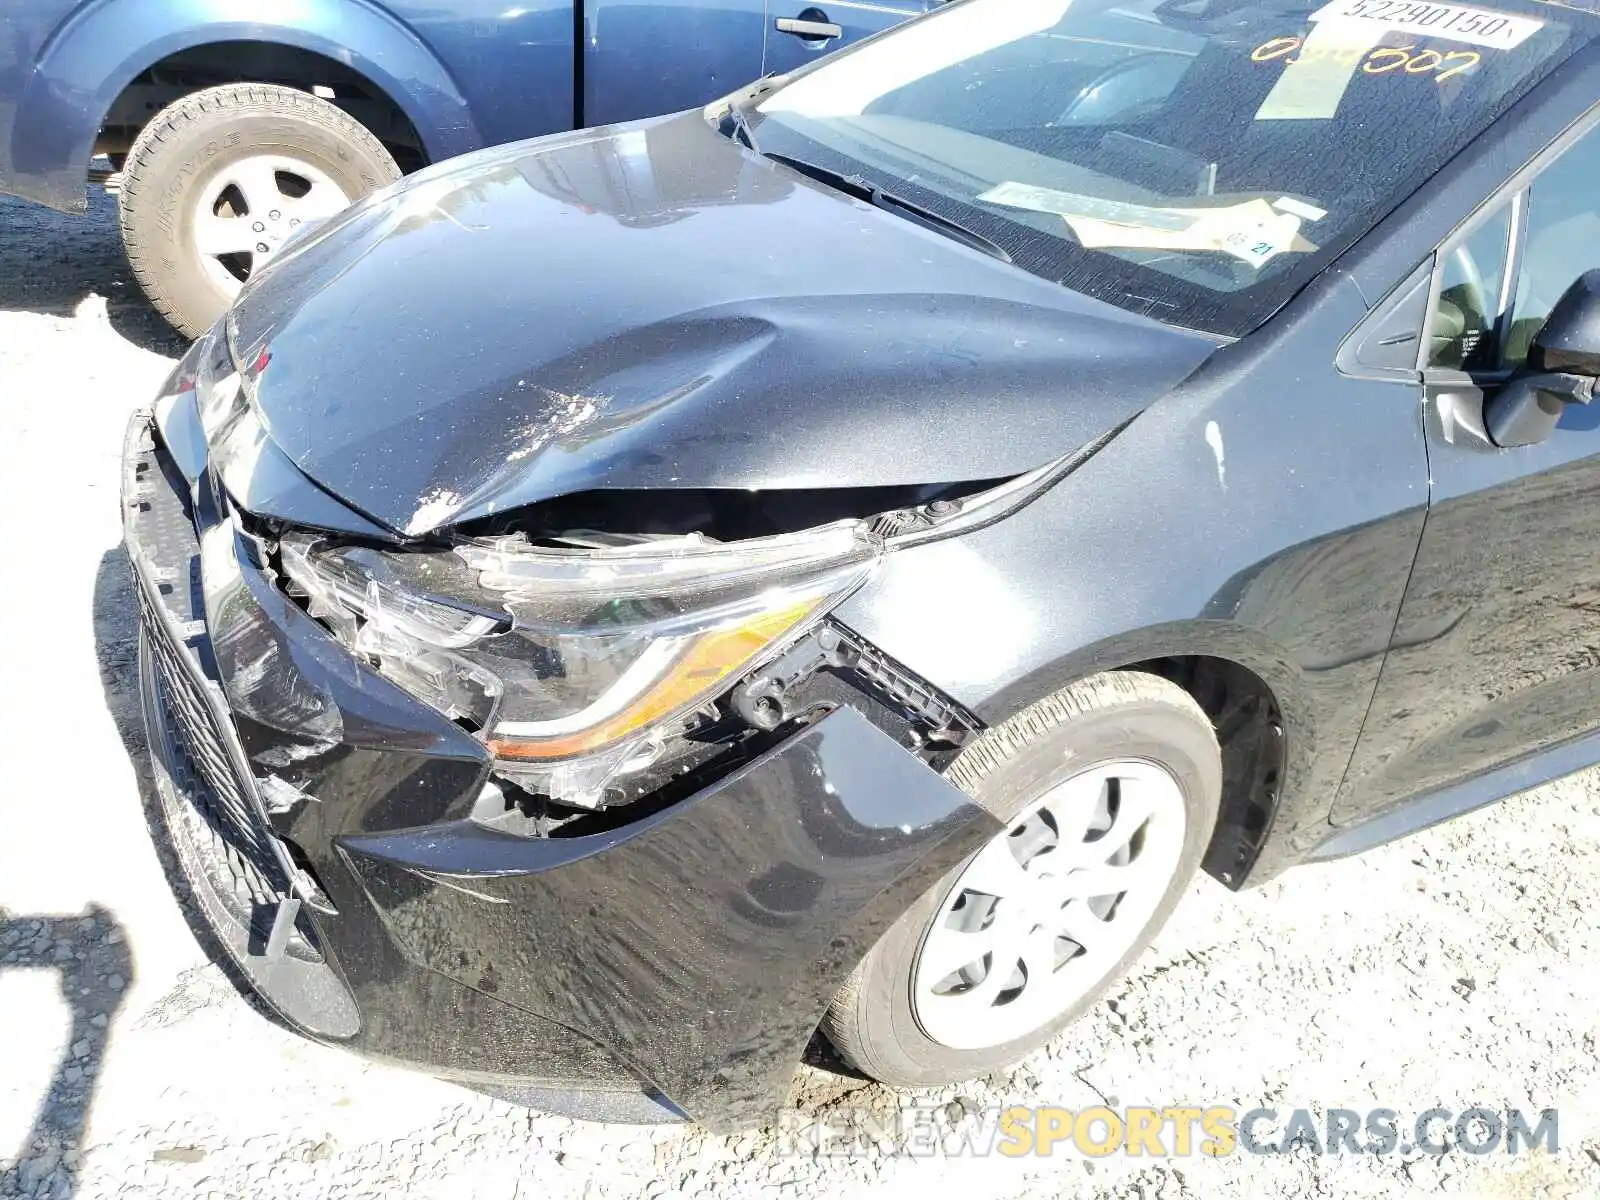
[776,16,843,37]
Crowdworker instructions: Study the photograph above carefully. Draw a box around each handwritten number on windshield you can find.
[1250,36,1481,82]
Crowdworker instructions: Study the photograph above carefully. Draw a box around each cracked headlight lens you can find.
[280,522,881,804]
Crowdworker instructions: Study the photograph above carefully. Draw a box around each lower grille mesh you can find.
[138,583,320,959]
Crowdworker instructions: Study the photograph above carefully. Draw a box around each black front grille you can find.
[139,582,326,964]
[140,584,290,904]
[125,411,326,959]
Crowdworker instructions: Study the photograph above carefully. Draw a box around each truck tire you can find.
[118,84,401,338]
[823,671,1222,1087]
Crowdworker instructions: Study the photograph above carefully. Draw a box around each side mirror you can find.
[1531,268,1600,376]
[1484,270,1600,448]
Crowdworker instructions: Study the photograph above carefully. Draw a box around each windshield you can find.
[752,0,1593,335]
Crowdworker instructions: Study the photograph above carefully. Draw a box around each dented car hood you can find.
[229,112,1222,537]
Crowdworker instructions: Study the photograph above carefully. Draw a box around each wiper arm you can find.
[719,105,761,152]
[764,152,1012,265]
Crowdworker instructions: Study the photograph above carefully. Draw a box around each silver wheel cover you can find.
[191,154,351,296]
[912,760,1187,1051]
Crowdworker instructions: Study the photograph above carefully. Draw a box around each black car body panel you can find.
[123,415,998,1129]
[339,708,991,1127]
[119,23,1600,1129]
[230,115,1220,537]
[1326,60,1600,833]
[844,47,1600,880]
[156,372,395,541]
[838,268,1432,882]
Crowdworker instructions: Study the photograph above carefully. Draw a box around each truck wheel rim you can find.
[912,760,1187,1051]
[191,155,351,296]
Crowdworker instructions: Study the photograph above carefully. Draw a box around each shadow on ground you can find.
[0,906,132,1200]
[0,192,186,357]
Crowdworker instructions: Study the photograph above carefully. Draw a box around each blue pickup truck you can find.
[0,0,928,335]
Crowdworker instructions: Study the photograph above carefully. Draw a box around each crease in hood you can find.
[228,112,1223,537]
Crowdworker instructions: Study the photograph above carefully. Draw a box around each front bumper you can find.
[121,409,997,1130]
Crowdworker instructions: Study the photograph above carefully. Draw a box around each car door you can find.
[762,0,933,77]
[1334,106,1600,825]
[383,1,578,144]
[584,0,769,127]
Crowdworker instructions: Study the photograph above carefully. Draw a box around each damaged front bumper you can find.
[121,411,998,1130]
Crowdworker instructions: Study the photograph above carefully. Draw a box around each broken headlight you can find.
[280,522,881,805]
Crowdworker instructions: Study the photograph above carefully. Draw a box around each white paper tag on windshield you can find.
[976,182,1198,230]
[1206,205,1305,266]
[1309,0,1544,49]
[976,184,1320,265]
[1274,196,1328,222]
[1057,199,1313,266]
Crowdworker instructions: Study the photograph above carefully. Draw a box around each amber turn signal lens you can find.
[486,597,822,760]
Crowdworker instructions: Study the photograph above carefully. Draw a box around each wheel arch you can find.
[8,0,482,212]
[965,622,1318,892]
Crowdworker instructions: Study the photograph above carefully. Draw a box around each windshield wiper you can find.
[764,152,1012,265]
[719,105,761,152]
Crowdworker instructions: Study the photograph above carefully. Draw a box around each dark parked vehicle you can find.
[0,0,927,337]
[123,0,1600,1128]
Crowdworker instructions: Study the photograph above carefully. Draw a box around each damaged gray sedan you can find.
[122,0,1600,1128]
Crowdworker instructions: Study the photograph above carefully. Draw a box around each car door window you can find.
[1506,128,1600,368]
[1429,203,1513,372]
[1427,120,1600,373]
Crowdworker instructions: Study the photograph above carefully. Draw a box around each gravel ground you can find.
[3,190,1599,1200]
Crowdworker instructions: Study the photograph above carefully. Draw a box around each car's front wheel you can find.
[118,83,401,338]
[824,671,1221,1086]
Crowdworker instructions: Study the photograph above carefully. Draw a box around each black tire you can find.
[823,671,1222,1088]
[118,83,401,338]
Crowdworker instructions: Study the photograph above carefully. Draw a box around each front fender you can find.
[837,272,1430,885]
[7,0,481,212]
